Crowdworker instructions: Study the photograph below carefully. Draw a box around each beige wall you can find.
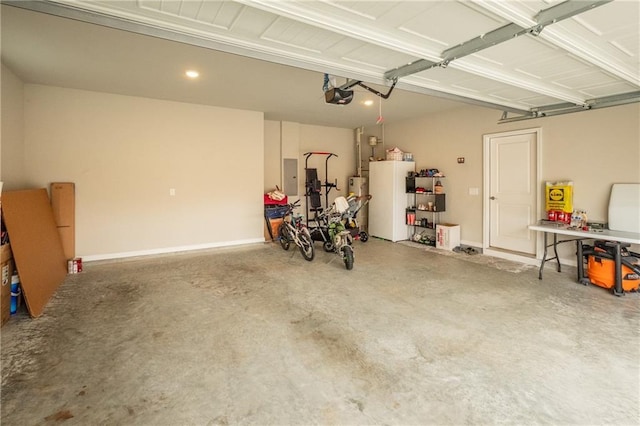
[264,120,281,193]
[353,125,386,176]
[23,85,264,259]
[1,63,27,189]
[281,121,301,200]
[384,103,640,256]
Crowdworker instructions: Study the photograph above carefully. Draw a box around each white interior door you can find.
[487,130,538,254]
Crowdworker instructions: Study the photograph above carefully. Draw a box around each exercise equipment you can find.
[304,152,339,227]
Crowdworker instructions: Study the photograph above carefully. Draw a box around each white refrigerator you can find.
[368,161,415,242]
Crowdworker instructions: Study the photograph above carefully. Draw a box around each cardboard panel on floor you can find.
[51,182,75,258]
[2,189,67,317]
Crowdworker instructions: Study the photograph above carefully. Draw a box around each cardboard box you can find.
[57,226,75,261]
[1,244,12,267]
[1,244,14,326]
[50,183,75,227]
[2,189,68,318]
[264,205,288,241]
[265,218,284,241]
[51,183,75,258]
[436,223,460,250]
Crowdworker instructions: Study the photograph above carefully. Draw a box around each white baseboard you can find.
[81,238,265,262]
[482,248,540,266]
[482,248,577,268]
[427,239,578,268]
[461,239,482,249]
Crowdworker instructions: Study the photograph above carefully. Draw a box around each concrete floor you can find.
[1,239,639,425]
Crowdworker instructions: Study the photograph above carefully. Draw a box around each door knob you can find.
[490,196,496,200]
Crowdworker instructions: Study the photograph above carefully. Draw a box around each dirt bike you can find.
[309,196,354,270]
[327,213,354,270]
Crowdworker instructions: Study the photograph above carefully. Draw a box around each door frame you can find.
[482,127,542,265]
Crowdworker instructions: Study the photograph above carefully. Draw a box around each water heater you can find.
[348,177,369,232]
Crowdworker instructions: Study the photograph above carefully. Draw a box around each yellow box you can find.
[545,181,573,213]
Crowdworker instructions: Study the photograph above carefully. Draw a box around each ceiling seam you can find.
[234,0,609,106]
[468,0,639,87]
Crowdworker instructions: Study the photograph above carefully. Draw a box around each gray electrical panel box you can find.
[283,158,298,196]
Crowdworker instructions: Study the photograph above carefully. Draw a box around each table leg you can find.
[538,232,548,280]
[553,233,561,273]
[576,240,583,281]
[576,240,591,285]
[613,243,624,296]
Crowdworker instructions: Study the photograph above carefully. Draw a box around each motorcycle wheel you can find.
[342,245,354,270]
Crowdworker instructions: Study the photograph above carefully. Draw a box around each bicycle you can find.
[278,200,315,261]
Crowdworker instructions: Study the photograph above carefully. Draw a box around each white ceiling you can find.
[2,0,639,128]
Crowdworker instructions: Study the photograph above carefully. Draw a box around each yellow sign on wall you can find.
[545,181,573,213]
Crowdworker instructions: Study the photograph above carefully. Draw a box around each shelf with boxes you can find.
[405,172,446,246]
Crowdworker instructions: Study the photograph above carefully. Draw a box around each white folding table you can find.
[528,223,640,296]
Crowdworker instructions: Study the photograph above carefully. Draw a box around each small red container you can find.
[67,257,83,274]
[547,210,557,221]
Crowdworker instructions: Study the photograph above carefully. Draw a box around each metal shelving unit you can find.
[406,175,446,245]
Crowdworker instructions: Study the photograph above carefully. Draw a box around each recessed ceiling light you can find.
[185,70,199,79]
[363,99,374,106]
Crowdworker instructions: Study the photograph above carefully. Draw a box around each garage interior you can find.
[1,0,639,424]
